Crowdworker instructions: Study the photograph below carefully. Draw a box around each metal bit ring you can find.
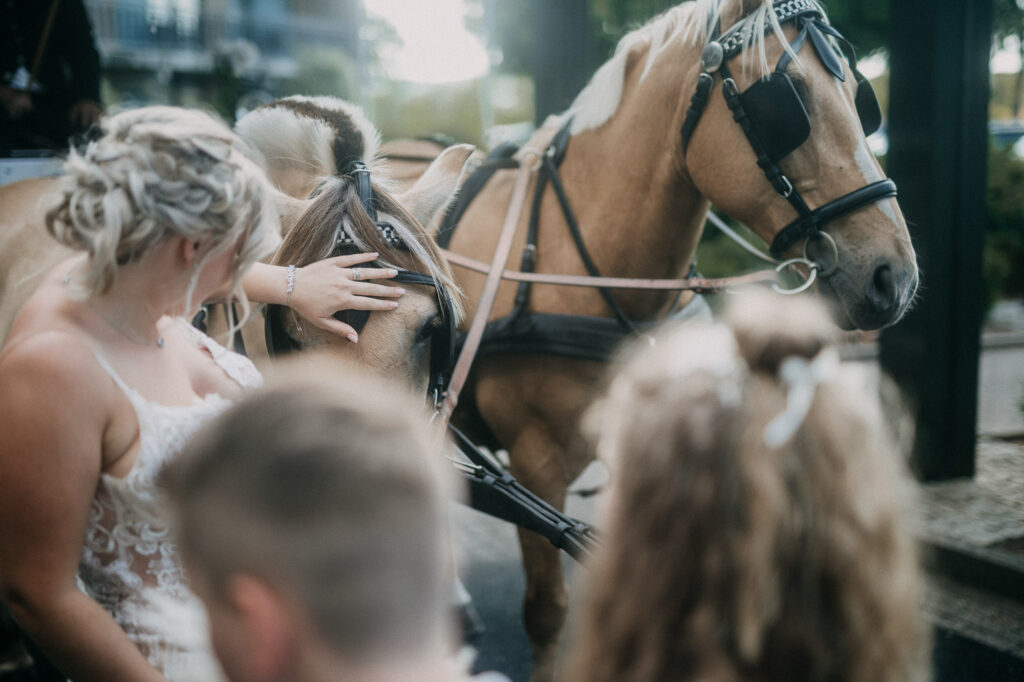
[772,257,819,295]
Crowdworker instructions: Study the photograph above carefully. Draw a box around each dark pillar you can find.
[879,0,993,480]
[531,0,591,124]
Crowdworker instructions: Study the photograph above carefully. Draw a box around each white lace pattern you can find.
[78,320,262,680]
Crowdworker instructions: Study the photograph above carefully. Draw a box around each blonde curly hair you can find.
[47,106,277,310]
[566,291,926,682]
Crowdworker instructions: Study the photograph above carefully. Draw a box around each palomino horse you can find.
[0,98,471,392]
[391,0,918,677]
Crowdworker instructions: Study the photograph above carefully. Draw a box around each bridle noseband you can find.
[679,0,897,263]
[265,161,457,408]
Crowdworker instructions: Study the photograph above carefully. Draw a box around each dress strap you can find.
[179,318,263,390]
[89,349,141,401]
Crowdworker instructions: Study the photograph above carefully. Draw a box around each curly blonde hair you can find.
[47,106,277,309]
[566,291,926,682]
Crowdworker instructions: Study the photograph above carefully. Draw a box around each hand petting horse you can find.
[0,97,473,399]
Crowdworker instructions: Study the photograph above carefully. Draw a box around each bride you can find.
[0,106,400,681]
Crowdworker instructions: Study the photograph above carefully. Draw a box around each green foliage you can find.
[371,82,485,147]
[819,0,889,55]
[482,0,536,74]
[694,214,768,277]
[590,0,678,59]
[985,142,1024,307]
[281,48,357,101]
[994,0,1024,42]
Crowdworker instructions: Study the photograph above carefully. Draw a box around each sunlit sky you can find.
[362,0,490,84]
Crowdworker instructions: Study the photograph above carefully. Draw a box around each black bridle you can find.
[264,161,457,407]
[679,0,897,261]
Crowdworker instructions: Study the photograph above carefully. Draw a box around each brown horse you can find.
[0,99,472,393]
[389,1,918,678]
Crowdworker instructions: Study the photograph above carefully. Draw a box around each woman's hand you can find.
[289,252,404,343]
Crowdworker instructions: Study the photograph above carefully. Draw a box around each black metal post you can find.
[879,0,993,480]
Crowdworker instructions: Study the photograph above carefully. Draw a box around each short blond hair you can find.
[164,356,457,663]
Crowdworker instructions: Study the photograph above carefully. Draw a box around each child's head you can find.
[164,356,456,682]
[569,291,924,682]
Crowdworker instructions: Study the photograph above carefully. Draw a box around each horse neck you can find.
[544,58,708,315]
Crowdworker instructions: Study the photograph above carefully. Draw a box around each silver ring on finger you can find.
[352,268,361,281]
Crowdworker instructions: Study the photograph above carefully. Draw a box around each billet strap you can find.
[435,158,538,429]
[442,248,778,292]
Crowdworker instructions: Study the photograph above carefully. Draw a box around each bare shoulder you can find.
[3,255,84,341]
[0,328,113,423]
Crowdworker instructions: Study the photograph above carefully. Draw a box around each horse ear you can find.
[395,144,475,237]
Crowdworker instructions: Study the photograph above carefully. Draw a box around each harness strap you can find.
[512,117,575,320]
[437,142,519,249]
[720,68,807,212]
[680,73,715,154]
[542,152,637,332]
[436,158,537,429]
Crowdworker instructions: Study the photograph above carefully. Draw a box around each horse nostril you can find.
[868,263,899,313]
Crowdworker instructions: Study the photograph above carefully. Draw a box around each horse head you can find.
[236,96,471,393]
[685,0,917,329]
[570,0,917,330]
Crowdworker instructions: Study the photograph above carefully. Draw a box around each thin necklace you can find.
[89,304,165,349]
[64,268,165,348]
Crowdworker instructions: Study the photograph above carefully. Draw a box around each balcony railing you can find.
[85,0,356,69]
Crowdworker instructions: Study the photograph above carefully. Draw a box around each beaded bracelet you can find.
[286,264,297,303]
[286,264,302,331]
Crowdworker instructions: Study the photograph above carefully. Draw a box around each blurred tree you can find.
[281,48,357,101]
[820,0,888,54]
[482,1,892,81]
[590,0,677,58]
[994,0,1024,118]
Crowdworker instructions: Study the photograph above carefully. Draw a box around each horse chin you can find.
[817,274,909,332]
[821,291,859,331]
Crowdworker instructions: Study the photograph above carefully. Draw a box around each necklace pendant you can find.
[157,337,165,349]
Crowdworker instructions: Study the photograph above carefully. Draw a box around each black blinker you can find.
[737,73,811,162]
[333,309,371,335]
[854,70,882,136]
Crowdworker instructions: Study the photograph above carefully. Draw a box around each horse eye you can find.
[415,315,441,343]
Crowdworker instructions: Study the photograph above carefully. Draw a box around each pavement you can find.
[452,299,1024,682]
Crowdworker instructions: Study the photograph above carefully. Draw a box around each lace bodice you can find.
[78,320,262,681]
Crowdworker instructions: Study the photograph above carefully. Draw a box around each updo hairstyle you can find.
[570,291,924,682]
[47,106,278,303]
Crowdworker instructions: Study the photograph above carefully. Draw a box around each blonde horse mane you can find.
[236,96,464,322]
[568,0,827,135]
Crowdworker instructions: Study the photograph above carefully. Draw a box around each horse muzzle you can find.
[819,255,918,331]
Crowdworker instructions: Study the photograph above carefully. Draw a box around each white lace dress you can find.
[78,321,262,682]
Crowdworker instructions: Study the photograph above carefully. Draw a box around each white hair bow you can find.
[763,347,840,448]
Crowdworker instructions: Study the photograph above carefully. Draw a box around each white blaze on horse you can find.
[390,1,917,678]
[0,97,472,393]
